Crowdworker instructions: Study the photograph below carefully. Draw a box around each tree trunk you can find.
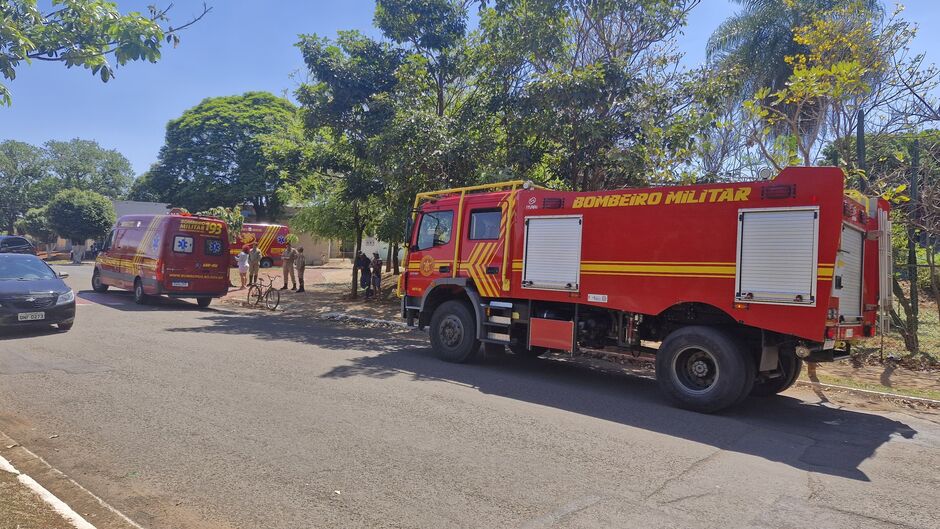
[892,278,919,354]
[351,210,363,299]
[392,243,400,275]
[385,244,392,273]
[929,249,940,323]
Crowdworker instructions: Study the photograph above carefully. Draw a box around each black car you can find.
[0,254,75,331]
[0,235,37,255]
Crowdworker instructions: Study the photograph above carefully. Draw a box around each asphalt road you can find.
[1,263,939,529]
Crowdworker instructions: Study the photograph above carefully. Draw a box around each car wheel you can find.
[57,322,74,331]
[133,279,149,305]
[655,326,755,413]
[429,300,479,363]
[91,268,109,292]
[751,348,803,397]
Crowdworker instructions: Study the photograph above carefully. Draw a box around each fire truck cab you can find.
[399,167,892,413]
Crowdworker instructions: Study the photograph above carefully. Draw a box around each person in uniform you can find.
[295,247,306,292]
[280,242,298,290]
[247,242,262,286]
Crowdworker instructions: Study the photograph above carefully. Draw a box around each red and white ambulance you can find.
[92,214,230,307]
[230,223,291,268]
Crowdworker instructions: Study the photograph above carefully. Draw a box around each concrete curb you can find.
[795,380,940,408]
[0,453,97,529]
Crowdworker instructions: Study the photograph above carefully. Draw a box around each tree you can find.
[707,0,879,97]
[0,140,47,233]
[46,189,115,263]
[0,1,209,105]
[143,92,298,219]
[195,206,244,244]
[43,139,134,198]
[15,206,56,255]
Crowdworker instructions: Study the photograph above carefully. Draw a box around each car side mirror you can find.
[58,272,69,279]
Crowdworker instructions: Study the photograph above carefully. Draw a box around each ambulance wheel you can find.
[751,349,802,397]
[260,258,273,268]
[509,342,548,358]
[133,279,149,305]
[91,268,108,292]
[656,326,755,413]
[196,297,212,308]
[429,300,479,363]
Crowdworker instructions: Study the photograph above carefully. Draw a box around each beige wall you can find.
[293,233,342,266]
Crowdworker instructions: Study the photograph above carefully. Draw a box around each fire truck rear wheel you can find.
[133,278,149,305]
[750,349,802,397]
[91,268,108,292]
[429,300,479,363]
[656,326,754,413]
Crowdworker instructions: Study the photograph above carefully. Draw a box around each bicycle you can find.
[246,276,280,311]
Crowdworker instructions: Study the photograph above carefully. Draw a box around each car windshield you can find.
[0,256,56,280]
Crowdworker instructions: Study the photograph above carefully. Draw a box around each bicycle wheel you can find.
[264,288,280,311]
[247,285,263,306]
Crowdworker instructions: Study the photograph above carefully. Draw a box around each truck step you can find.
[489,301,513,309]
[485,331,511,342]
[487,315,512,325]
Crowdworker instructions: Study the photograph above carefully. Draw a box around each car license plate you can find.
[171,281,189,287]
[18,312,45,321]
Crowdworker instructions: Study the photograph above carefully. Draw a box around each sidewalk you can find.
[0,469,76,529]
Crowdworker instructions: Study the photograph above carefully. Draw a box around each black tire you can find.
[264,289,280,311]
[133,278,149,305]
[751,348,803,397]
[196,297,212,308]
[509,341,548,358]
[247,285,263,306]
[655,326,755,413]
[260,258,273,269]
[91,268,108,292]
[57,322,74,331]
[429,300,479,363]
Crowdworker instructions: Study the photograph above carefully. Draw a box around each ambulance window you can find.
[172,235,194,254]
[469,210,501,240]
[204,238,224,256]
[415,211,453,251]
[102,231,115,251]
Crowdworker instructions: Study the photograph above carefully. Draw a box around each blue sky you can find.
[1,1,937,176]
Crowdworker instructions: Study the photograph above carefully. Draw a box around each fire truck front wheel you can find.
[656,326,755,413]
[429,300,479,363]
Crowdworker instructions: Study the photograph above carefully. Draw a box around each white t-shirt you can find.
[235,252,250,272]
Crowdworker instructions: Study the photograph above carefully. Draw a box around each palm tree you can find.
[707,0,881,96]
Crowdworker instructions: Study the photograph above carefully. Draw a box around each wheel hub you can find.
[673,347,719,393]
[691,360,709,377]
[439,315,464,348]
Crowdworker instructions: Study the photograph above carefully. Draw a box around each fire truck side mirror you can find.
[403,217,415,248]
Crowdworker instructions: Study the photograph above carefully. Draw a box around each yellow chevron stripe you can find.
[258,226,278,255]
[468,242,493,297]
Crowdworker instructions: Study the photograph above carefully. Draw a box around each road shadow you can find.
[167,311,918,481]
[0,324,69,341]
[76,290,221,312]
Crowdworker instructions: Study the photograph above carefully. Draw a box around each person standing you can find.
[356,251,372,296]
[247,242,262,286]
[370,252,383,300]
[281,242,298,290]
[295,247,306,292]
[235,246,250,289]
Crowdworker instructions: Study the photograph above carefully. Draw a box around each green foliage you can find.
[46,188,115,244]
[0,139,47,233]
[194,206,244,244]
[0,1,209,105]
[15,206,56,244]
[142,92,297,219]
[42,138,134,198]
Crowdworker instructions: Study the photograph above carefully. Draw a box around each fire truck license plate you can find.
[18,312,45,321]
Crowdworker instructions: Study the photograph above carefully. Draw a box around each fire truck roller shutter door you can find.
[736,207,819,305]
[522,215,582,291]
[836,224,864,320]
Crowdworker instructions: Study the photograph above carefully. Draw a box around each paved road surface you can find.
[1,264,938,529]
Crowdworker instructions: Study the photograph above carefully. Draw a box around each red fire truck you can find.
[231,223,290,268]
[92,214,230,307]
[399,167,893,412]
